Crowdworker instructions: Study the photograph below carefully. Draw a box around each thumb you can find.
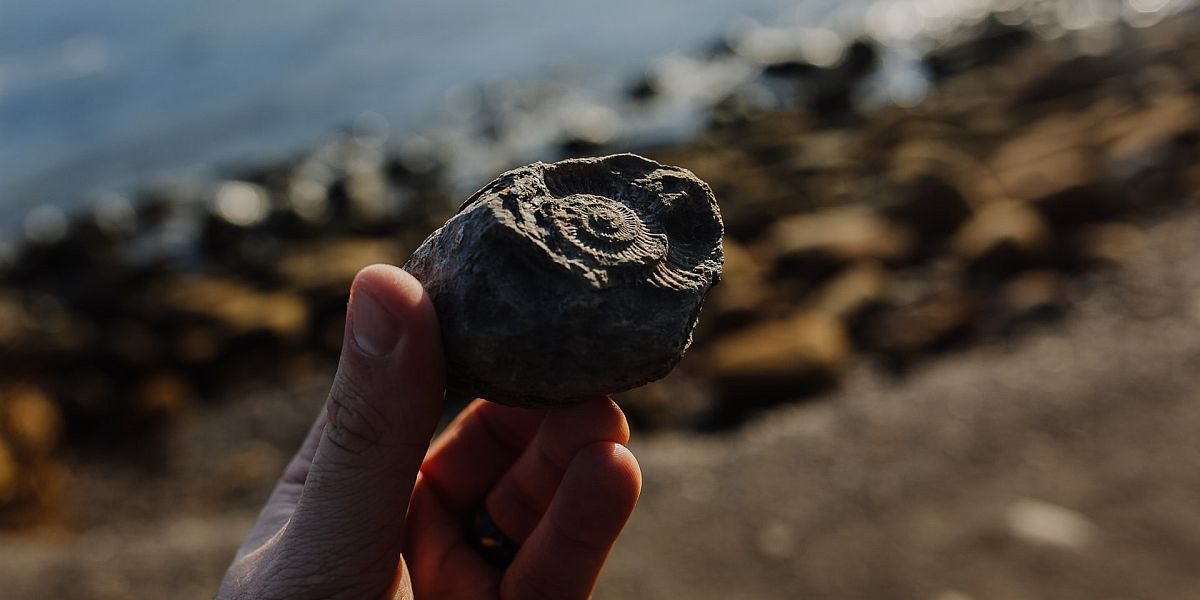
[274,264,445,597]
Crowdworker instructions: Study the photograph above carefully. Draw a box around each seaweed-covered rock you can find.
[405,154,724,406]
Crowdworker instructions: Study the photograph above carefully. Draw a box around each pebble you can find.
[1005,498,1098,550]
[765,207,914,267]
[708,310,850,399]
[1,387,61,458]
[951,201,1050,270]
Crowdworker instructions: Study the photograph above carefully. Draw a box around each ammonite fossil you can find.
[404,153,724,407]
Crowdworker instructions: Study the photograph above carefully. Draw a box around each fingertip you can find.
[572,442,641,513]
[351,264,436,323]
[542,396,631,451]
[501,441,642,599]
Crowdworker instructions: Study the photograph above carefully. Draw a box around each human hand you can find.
[217,265,642,599]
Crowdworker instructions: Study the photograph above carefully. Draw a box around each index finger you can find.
[420,399,546,513]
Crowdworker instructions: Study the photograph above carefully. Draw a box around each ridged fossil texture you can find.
[405,153,724,406]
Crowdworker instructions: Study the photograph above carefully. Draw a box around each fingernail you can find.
[351,289,399,357]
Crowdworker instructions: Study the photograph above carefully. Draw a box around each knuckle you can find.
[325,374,389,456]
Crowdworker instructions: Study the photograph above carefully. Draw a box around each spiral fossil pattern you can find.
[405,153,723,406]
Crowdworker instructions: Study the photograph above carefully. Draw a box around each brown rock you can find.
[0,439,17,504]
[951,201,1050,272]
[706,239,771,329]
[707,311,850,399]
[275,238,406,293]
[405,154,724,407]
[886,138,991,226]
[1100,94,1200,205]
[135,372,195,418]
[615,366,716,431]
[989,116,1111,226]
[1,387,61,459]
[867,290,979,357]
[765,206,913,268]
[153,276,310,340]
[1002,270,1067,317]
[1069,222,1147,265]
[0,295,33,353]
[809,261,890,322]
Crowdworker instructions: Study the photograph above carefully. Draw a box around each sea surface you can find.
[0,0,856,236]
[3,0,1175,240]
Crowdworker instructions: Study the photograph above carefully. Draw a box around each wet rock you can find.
[951,201,1050,274]
[707,310,850,402]
[405,154,723,407]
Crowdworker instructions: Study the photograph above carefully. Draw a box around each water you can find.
[4,0,1171,240]
[0,0,841,235]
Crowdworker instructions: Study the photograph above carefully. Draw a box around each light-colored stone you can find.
[810,261,890,321]
[155,276,310,340]
[951,201,1050,264]
[1,387,60,458]
[708,310,850,390]
[1005,498,1098,550]
[275,238,406,292]
[766,206,913,264]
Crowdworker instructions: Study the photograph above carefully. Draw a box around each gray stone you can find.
[404,154,724,407]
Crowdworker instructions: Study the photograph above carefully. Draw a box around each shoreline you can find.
[1,4,1199,527]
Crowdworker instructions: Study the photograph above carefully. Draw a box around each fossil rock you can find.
[405,154,724,407]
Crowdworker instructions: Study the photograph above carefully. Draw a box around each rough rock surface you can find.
[405,154,723,406]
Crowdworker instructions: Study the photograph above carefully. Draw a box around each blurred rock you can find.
[951,202,1050,274]
[884,169,974,248]
[274,238,405,294]
[135,373,195,420]
[1069,222,1147,266]
[1,387,61,459]
[150,277,309,341]
[925,17,1033,82]
[200,442,285,504]
[990,119,1109,227]
[1001,270,1067,325]
[173,327,224,365]
[616,367,716,432]
[1005,498,1098,550]
[707,311,850,403]
[765,207,914,278]
[0,439,17,504]
[705,240,772,331]
[866,290,979,358]
[0,295,34,353]
[1099,94,1200,205]
[809,261,890,323]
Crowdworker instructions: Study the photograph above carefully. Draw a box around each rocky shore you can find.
[1,6,1199,596]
